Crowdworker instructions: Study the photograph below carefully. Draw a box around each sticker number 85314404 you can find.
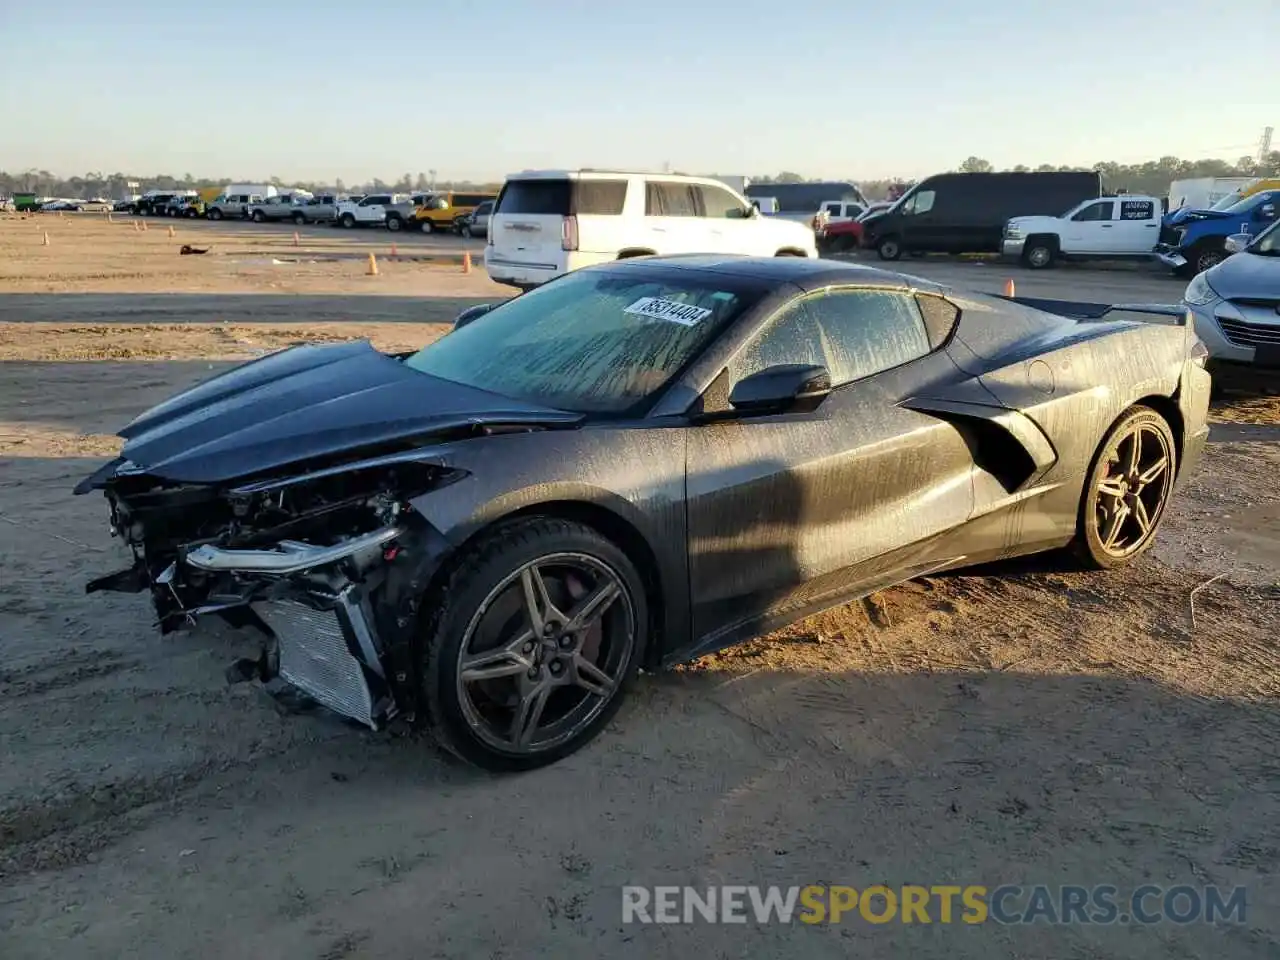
[622,297,713,326]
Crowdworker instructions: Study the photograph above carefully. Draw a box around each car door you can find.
[644,180,707,254]
[358,194,389,222]
[1062,199,1116,253]
[1113,198,1160,252]
[684,286,976,649]
[694,182,757,254]
[896,187,946,252]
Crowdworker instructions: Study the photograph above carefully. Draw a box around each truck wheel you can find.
[208,208,222,221]
[292,211,306,226]
[387,216,402,232]
[1190,242,1226,275]
[1022,238,1057,269]
[251,210,265,223]
[876,236,902,261]
[340,213,356,229]
[460,224,473,239]
[420,219,435,234]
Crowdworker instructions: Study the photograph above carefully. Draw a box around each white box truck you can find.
[1167,177,1253,212]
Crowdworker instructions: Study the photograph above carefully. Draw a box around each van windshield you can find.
[1210,191,1246,211]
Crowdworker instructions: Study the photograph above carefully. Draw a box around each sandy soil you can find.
[1,216,1278,959]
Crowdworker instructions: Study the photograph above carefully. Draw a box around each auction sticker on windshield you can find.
[623,297,713,326]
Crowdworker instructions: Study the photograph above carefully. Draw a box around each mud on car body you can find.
[78,256,1212,771]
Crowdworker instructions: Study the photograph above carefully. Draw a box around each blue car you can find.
[1181,218,1280,373]
[1156,189,1280,276]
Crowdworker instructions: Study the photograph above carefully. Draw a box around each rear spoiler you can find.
[994,295,1190,327]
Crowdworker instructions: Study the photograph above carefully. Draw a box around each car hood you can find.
[1167,207,1231,225]
[89,340,582,485]
[1205,250,1280,300]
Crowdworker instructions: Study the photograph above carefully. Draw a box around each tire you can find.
[1189,241,1227,276]
[251,209,265,223]
[877,236,902,261]
[387,215,402,232]
[460,224,473,239]
[1022,238,1056,269]
[292,212,306,226]
[420,517,648,772]
[1072,405,1178,570]
[340,213,356,229]
[208,208,223,221]
[420,219,435,234]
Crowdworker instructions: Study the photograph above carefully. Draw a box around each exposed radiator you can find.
[252,598,378,729]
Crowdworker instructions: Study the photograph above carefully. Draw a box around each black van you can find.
[859,172,1102,260]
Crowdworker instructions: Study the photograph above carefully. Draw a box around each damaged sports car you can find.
[77,255,1212,770]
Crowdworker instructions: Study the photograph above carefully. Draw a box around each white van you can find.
[485,170,816,290]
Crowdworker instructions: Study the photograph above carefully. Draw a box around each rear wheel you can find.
[1073,406,1177,569]
[387,215,402,232]
[340,213,356,228]
[420,219,435,234]
[877,236,902,261]
[292,211,306,225]
[420,518,647,772]
[252,210,265,223]
[208,208,223,221]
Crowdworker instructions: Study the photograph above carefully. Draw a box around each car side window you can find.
[1072,201,1114,222]
[646,181,699,217]
[729,289,932,387]
[697,185,745,218]
[902,190,935,216]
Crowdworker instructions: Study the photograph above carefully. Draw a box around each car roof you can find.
[591,254,949,295]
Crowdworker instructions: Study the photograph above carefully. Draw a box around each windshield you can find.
[1247,219,1280,256]
[1210,190,1247,211]
[405,270,755,413]
[1221,192,1273,216]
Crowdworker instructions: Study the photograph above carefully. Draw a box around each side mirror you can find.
[453,303,493,330]
[1224,233,1252,255]
[728,363,831,415]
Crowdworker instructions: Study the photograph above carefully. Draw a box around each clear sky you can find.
[1,0,1275,183]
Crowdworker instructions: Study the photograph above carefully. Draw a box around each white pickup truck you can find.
[1002,195,1163,269]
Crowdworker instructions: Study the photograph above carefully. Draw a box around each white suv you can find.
[485,170,817,289]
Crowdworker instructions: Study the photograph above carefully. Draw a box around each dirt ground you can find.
[1,216,1278,959]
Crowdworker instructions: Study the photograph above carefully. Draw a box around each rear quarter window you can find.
[497,179,572,215]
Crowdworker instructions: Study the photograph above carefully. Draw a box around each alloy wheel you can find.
[1091,420,1174,559]
[455,552,635,754]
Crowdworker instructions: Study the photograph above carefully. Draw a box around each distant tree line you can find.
[4,153,1279,203]
[0,170,502,200]
[750,152,1280,201]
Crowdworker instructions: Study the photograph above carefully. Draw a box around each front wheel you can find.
[1072,406,1178,570]
[1023,240,1056,269]
[292,212,306,226]
[251,210,265,223]
[420,518,647,772]
[387,216,402,232]
[1190,241,1227,276]
[208,208,223,221]
[876,236,902,261]
[460,224,473,238]
[420,219,435,234]
[340,213,356,228]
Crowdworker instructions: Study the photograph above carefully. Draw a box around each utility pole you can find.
[1260,126,1274,162]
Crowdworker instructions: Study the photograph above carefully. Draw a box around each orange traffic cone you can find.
[366,252,379,276]
[1003,278,1015,297]
[462,251,472,274]
[292,231,300,247]
[390,243,398,258]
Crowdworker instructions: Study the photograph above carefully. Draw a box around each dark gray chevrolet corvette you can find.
[77,255,1212,770]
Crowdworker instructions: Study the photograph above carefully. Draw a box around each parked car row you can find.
[119,186,495,238]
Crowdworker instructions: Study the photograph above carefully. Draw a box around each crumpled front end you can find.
[77,453,459,729]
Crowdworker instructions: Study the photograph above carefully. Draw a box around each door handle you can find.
[1145,224,1157,228]
[1101,224,1113,228]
